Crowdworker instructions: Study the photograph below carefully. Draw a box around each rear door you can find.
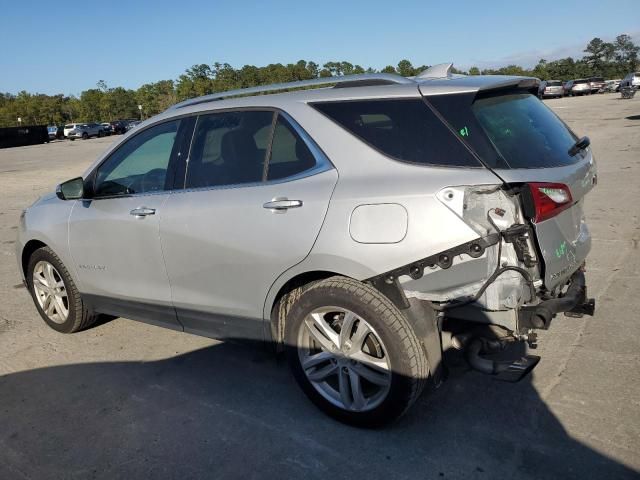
[425,89,597,290]
[160,110,337,341]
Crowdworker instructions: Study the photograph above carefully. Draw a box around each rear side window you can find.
[312,99,481,167]
[267,115,317,180]
[186,111,274,188]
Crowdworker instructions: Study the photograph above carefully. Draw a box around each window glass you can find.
[313,99,481,167]
[95,120,179,197]
[471,93,578,168]
[186,111,273,188]
[267,116,317,180]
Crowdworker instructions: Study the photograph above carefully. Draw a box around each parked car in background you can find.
[564,79,591,96]
[538,80,564,98]
[67,123,104,140]
[63,123,82,138]
[110,120,128,134]
[126,120,142,131]
[621,72,640,89]
[17,66,597,426]
[603,79,621,93]
[100,123,113,136]
[47,126,58,140]
[588,77,605,93]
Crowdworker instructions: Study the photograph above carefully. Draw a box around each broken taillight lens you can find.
[528,183,573,223]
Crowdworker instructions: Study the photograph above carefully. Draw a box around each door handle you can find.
[263,198,303,211]
[130,207,156,217]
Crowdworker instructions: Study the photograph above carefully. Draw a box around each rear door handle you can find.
[263,198,303,211]
[130,207,156,217]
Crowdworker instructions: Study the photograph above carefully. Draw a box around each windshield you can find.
[471,93,578,169]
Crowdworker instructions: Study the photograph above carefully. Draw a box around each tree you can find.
[614,34,640,73]
[397,59,415,77]
[583,37,615,75]
[2,35,640,128]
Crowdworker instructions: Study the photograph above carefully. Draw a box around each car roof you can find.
[157,67,537,122]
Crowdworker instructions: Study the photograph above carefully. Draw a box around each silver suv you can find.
[17,64,597,426]
[68,123,105,140]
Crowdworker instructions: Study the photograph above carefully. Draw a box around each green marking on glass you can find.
[555,241,567,258]
[459,126,469,137]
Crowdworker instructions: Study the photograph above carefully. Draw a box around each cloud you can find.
[458,31,640,70]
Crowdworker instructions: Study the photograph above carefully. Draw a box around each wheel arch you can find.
[268,270,348,348]
[21,239,48,279]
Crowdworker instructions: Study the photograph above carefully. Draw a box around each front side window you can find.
[186,111,274,188]
[94,120,180,197]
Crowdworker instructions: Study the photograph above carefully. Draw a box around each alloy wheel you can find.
[32,260,69,324]
[297,306,391,412]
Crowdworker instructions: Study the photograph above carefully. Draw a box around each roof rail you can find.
[169,73,415,110]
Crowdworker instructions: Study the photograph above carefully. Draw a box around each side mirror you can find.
[56,177,84,200]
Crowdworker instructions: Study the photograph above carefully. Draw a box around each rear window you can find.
[471,94,578,168]
[575,79,589,84]
[547,81,562,86]
[312,99,481,167]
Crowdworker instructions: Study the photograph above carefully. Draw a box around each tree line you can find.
[0,34,637,128]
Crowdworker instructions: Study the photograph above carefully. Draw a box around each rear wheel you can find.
[26,246,97,333]
[82,132,88,140]
[284,276,428,427]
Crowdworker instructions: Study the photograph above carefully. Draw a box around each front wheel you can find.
[26,246,97,333]
[284,277,428,427]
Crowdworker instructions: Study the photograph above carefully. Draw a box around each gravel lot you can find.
[1,94,639,479]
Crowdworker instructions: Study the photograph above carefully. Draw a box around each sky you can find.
[1,0,639,96]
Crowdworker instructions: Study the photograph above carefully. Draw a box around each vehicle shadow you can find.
[0,339,636,480]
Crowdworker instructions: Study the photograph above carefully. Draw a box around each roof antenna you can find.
[416,63,454,79]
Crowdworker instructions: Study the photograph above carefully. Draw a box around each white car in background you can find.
[63,123,82,138]
[621,72,640,89]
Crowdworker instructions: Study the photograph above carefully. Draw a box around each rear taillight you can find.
[528,183,573,223]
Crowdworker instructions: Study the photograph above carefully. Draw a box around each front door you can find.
[68,118,191,329]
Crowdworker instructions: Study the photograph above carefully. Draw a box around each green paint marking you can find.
[555,241,567,258]
[459,126,469,137]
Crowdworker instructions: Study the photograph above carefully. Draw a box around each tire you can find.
[82,132,88,140]
[98,130,104,138]
[284,276,428,427]
[26,246,97,334]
